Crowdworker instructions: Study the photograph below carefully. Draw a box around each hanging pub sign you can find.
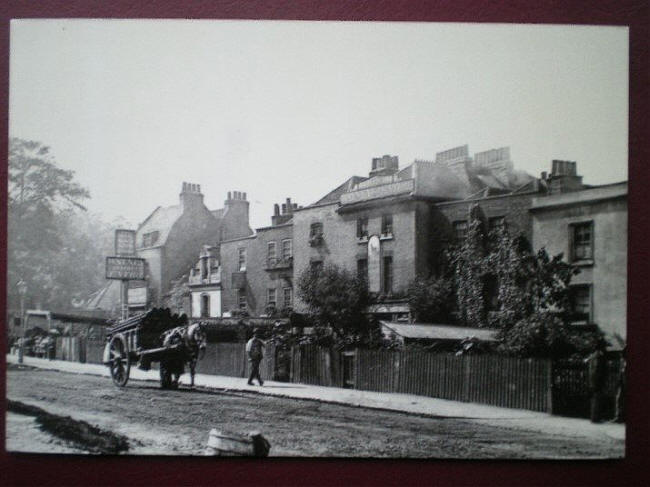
[115,229,137,257]
[106,256,146,280]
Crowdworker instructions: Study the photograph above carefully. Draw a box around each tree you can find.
[7,138,113,311]
[442,204,593,358]
[450,205,487,326]
[407,275,453,323]
[296,263,369,346]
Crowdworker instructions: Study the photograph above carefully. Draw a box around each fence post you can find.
[547,359,554,414]
[462,355,471,402]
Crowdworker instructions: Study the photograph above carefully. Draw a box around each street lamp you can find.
[17,279,27,364]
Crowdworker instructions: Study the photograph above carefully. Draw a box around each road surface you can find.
[6,364,624,458]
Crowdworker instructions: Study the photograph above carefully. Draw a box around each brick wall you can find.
[292,200,421,311]
[220,224,293,317]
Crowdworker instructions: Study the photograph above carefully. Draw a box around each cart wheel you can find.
[160,361,172,389]
[108,334,130,387]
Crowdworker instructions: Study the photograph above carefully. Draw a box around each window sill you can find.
[572,259,594,267]
[357,236,369,244]
[380,233,394,241]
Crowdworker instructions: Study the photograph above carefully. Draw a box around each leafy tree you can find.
[296,263,369,346]
[8,138,130,312]
[407,274,453,323]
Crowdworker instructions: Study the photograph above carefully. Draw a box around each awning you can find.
[380,321,498,342]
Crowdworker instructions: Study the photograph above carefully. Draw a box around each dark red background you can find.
[1,1,647,485]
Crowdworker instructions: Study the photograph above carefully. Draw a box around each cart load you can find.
[103,308,206,389]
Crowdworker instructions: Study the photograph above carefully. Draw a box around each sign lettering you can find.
[115,229,136,257]
[106,257,146,280]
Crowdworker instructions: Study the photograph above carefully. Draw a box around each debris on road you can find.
[7,399,130,454]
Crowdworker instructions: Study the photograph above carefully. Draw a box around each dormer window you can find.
[141,231,160,248]
[357,217,369,240]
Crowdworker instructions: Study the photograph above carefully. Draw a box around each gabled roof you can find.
[137,204,183,246]
[310,175,368,206]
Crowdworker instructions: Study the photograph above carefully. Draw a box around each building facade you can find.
[135,183,252,307]
[530,181,627,346]
[291,147,527,320]
[218,199,296,318]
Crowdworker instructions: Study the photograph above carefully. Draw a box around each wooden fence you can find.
[194,342,276,381]
[291,345,553,412]
[83,340,275,381]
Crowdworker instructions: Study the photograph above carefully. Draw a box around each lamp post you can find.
[17,279,27,364]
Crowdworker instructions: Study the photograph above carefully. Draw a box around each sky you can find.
[9,20,628,230]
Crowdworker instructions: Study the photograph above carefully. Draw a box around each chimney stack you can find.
[548,160,583,194]
[271,197,299,226]
[180,181,204,211]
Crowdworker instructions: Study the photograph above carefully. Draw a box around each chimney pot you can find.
[274,204,280,216]
[243,192,247,200]
[197,184,201,193]
[281,203,287,214]
[228,191,232,200]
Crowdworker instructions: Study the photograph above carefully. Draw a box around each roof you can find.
[137,204,183,246]
[380,322,499,342]
[530,181,627,211]
[310,175,367,206]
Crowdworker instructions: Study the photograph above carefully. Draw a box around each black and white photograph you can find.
[6,18,628,459]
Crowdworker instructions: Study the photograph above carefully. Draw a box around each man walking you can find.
[246,330,265,386]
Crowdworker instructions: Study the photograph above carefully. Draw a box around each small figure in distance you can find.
[246,329,265,386]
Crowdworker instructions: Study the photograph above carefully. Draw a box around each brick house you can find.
[86,183,252,315]
[217,199,297,318]
[291,147,528,321]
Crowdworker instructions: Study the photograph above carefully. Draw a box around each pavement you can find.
[6,354,625,442]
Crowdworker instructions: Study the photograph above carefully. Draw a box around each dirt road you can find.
[6,365,623,458]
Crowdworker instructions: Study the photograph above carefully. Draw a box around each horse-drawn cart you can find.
[103,308,206,389]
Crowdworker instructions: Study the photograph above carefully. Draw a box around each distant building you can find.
[218,199,296,318]
[86,183,252,315]
[530,180,627,347]
[291,146,524,321]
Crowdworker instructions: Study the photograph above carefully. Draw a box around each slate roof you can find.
[380,322,499,342]
[311,175,368,206]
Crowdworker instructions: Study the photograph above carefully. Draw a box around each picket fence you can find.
[291,345,553,412]
[62,339,622,417]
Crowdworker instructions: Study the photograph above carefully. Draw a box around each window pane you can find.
[454,221,468,242]
[283,288,292,308]
[570,286,590,321]
[357,218,368,238]
[572,223,593,260]
[382,215,393,235]
[238,248,247,270]
[267,242,277,267]
[282,239,292,260]
[383,257,393,293]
